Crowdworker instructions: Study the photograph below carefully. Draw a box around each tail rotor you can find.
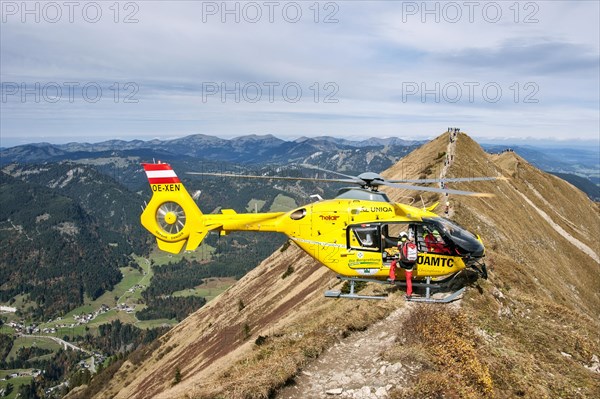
[156,201,187,235]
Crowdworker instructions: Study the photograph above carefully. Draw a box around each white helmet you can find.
[399,232,408,241]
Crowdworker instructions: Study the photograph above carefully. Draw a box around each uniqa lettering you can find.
[369,207,393,212]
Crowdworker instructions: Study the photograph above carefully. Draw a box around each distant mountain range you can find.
[1,133,598,201]
[0,134,422,171]
[7,134,420,153]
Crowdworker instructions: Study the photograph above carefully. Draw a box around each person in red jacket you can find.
[425,230,452,254]
[389,232,418,299]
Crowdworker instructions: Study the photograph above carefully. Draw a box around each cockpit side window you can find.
[422,217,484,257]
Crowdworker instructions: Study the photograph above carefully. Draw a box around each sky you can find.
[1,0,599,147]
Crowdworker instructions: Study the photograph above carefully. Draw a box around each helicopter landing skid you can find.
[391,276,466,304]
[324,276,465,303]
[324,277,388,300]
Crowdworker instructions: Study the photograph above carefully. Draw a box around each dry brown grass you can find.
[388,305,493,399]
[193,298,396,399]
[463,283,600,399]
[386,132,600,399]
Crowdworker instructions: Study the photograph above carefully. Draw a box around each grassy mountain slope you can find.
[384,133,600,398]
[444,135,600,397]
[452,135,599,314]
[78,245,398,399]
[82,132,599,399]
[549,172,600,201]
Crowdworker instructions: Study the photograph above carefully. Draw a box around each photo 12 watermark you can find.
[401,81,540,104]
[201,1,339,24]
[400,1,539,24]
[1,82,140,103]
[201,81,339,103]
[1,1,140,23]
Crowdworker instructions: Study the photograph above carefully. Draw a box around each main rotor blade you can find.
[388,176,505,184]
[383,181,494,197]
[298,163,359,180]
[187,172,357,184]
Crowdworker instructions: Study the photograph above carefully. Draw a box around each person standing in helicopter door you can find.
[388,232,418,299]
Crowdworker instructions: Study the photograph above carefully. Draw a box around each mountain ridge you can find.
[76,131,600,399]
[2,134,422,153]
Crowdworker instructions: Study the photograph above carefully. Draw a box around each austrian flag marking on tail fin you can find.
[142,163,181,185]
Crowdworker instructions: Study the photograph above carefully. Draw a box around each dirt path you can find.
[276,304,415,399]
[516,189,600,263]
[277,131,462,399]
[440,132,457,218]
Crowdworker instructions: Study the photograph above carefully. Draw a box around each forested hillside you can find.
[3,163,150,256]
[0,160,297,323]
[0,172,125,319]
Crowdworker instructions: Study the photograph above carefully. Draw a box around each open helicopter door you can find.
[326,221,466,303]
[345,224,384,276]
[324,223,388,300]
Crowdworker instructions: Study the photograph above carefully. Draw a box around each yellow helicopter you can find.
[140,162,497,302]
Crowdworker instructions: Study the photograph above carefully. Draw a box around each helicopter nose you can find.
[470,241,485,258]
[474,235,485,257]
[451,233,485,258]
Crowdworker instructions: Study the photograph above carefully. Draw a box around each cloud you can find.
[0,1,598,146]
[436,39,599,76]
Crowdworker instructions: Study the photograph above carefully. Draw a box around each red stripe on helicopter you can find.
[143,164,180,184]
[145,169,177,178]
[145,170,179,183]
[148,177,181,184]
[142,163,173,171]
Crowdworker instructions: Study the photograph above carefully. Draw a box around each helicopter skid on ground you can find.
[324,273,470,303]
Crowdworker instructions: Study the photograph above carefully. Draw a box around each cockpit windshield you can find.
[425,217,477,241]
[423,217,484,257]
